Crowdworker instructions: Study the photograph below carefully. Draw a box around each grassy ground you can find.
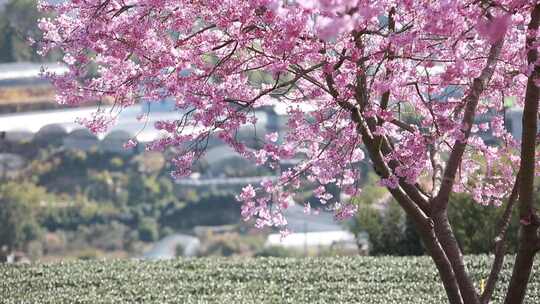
[1,256,539,303]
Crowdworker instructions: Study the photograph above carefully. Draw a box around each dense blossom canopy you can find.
[38,0,539,234]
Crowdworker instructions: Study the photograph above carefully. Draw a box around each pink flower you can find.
[316,16,353,41]
[477,14,511,43]
[265,132,279,143]
[334,203,358,220]
[240,185,257,201]
[379,175,399,189]
[39,0,534,265]
[303,202,312,214]
[279,228,291,240]
[123,139,138,149]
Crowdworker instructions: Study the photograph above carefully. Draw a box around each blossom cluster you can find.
[38,0,539,232]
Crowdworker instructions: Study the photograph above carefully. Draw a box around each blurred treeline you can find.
[349,174,524,256]
[0,139,242,261]
[0,0,60,63]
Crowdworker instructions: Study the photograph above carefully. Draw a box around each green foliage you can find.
[0,143,254,259]
[254,246,302,258]
[72,248,105,261]
[132,152,165,174]
[40,199,121,232]
[351,173,388,206]
[0,182,46,254]
[137,218,159,242]
[448,193,520,254]
[0,0,60,62]
[159,192,240,230]
[349,174,424,256]
[1,256,539,303]
[175,244,185,257]
[109,157,124,169]
[67,221,129,252]
[23,148,183,239]
[353,200,424,256]
[350,175,521,256]
[198,233,265,257]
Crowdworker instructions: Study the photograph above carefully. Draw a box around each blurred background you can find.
[0,0,526,264]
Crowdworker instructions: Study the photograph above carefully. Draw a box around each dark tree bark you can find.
[504,4,540,304]
[481,173,520,304]
[334,5,538,304]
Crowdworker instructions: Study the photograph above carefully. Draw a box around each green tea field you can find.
[1,256,539,303]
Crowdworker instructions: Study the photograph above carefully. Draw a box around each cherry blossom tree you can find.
[37,1,539,303]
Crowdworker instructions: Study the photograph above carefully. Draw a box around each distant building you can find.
[0,62,67,87]
[0,62,68,113]
[505,108,525,139]
[263,202,367,255]
[142,234,201,259]
[474,107,529,143]
[265,230,365,255]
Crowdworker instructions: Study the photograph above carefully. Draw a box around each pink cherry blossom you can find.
[39,0,538,257]
[122,139,138,149]
[39,1,540,301]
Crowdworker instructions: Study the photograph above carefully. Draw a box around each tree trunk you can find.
[346,11,508,304]
[388,188,465,304]
[503,5,540,303]
[504,229,538,304]
[433,210,480,304]
[416,221,465,304]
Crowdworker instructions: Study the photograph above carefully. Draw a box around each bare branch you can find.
[175,24,217,47]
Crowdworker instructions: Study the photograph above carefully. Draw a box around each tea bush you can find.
[1,256,538,303]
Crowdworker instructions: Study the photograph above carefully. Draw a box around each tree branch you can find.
[504,4,540,303]
[175,24,217,47]
[430,32,505,304]
[351,107,464,304]
[434,39,504,211]
[481,171,520,304]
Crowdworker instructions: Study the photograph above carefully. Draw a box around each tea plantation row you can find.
[1,256,539,303]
